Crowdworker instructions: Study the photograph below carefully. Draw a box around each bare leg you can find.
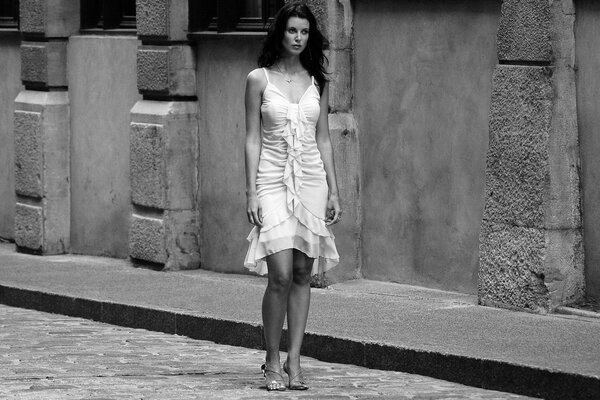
[262,250,293,380]
[285,250,313,378]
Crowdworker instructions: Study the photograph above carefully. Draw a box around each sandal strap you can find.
[262,364,285,386]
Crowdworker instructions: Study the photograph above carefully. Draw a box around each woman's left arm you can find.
[315,83,342,226]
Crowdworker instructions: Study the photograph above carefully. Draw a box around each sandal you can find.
[283,361,309,390]
[261,364,286,391]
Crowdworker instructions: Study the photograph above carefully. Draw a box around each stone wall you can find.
[478,0,584,312]
[13,0,78,254]
[129,0,200,270]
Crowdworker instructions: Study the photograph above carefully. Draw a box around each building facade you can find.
[0,0,598,313]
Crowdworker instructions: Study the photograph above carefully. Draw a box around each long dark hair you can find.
[258,1,329,92]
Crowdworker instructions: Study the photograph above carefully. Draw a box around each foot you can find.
[283,360,309,390]
[261,364,286,391]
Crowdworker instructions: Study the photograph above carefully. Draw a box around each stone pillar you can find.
[286,0,361,282]
[129,0,200,270]
[14,0,79,254]
[478,0,584,312]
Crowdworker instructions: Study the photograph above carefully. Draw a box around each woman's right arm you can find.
[245,69,265,227]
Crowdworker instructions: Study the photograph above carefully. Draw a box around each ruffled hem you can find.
[244,215,339,276]
[261,200,329,237]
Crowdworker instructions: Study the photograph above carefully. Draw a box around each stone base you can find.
[478,222,584,313]
[129,210,200,271]
[129,100,199,271]
[14,90,70,255]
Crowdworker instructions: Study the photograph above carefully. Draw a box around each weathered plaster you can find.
[0,36,21,240]
[68,35,140,258]
[356,0,500,293]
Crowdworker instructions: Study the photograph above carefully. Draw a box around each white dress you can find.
[244,68,339,276]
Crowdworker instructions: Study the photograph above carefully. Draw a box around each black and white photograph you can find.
[0,0,598,399]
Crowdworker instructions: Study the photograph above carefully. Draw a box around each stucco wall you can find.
[67,36,140,257]
[575,0,600,299]
[196,34,264,274]
[355,0,500,293]
[0,34,22,240]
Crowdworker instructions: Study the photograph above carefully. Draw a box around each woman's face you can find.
[281,16,310,57]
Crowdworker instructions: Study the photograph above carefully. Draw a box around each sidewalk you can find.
[0,243,598,399]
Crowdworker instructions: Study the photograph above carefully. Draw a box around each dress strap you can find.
[311,76,314,85]
[263,67,270,84]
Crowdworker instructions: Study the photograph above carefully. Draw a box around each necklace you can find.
[275,64,294,84]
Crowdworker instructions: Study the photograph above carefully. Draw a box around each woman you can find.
[244,1,341,392]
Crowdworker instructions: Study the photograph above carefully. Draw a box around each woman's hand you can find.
[325,193,342,226]
[246,192,263,227]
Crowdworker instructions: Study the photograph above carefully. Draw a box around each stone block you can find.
[479,222,584,312]
[20,0,80,37]
[164,209,200,270]
[129,214,167,264]
[497,0,551,62]
[14,111,43,198]
[14,90,70,254]
[130,100,198,210]
[483,66,553,228]
[15,203,43,251]
[478,222,549,313]
[137,0,189,41]
[130,123,166,209]
[21,43,47,83]
[19,0,46,35]
[21,41,67,87]
[129,211,200,269]
[137,45,196,96]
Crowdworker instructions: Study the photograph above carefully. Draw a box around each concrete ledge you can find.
[1,284,597,400]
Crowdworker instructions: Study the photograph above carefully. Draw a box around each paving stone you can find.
[0,305,537,399]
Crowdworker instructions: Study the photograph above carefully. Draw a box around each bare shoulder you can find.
[246,68,267,91]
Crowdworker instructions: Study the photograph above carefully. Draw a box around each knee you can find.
[268,273,292,293]
[292,266,312,285]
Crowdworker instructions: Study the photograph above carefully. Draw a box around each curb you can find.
[555,306,600,320]
[1,284,598,400]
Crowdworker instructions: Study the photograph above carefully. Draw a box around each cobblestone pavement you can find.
[0,305,538,400]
